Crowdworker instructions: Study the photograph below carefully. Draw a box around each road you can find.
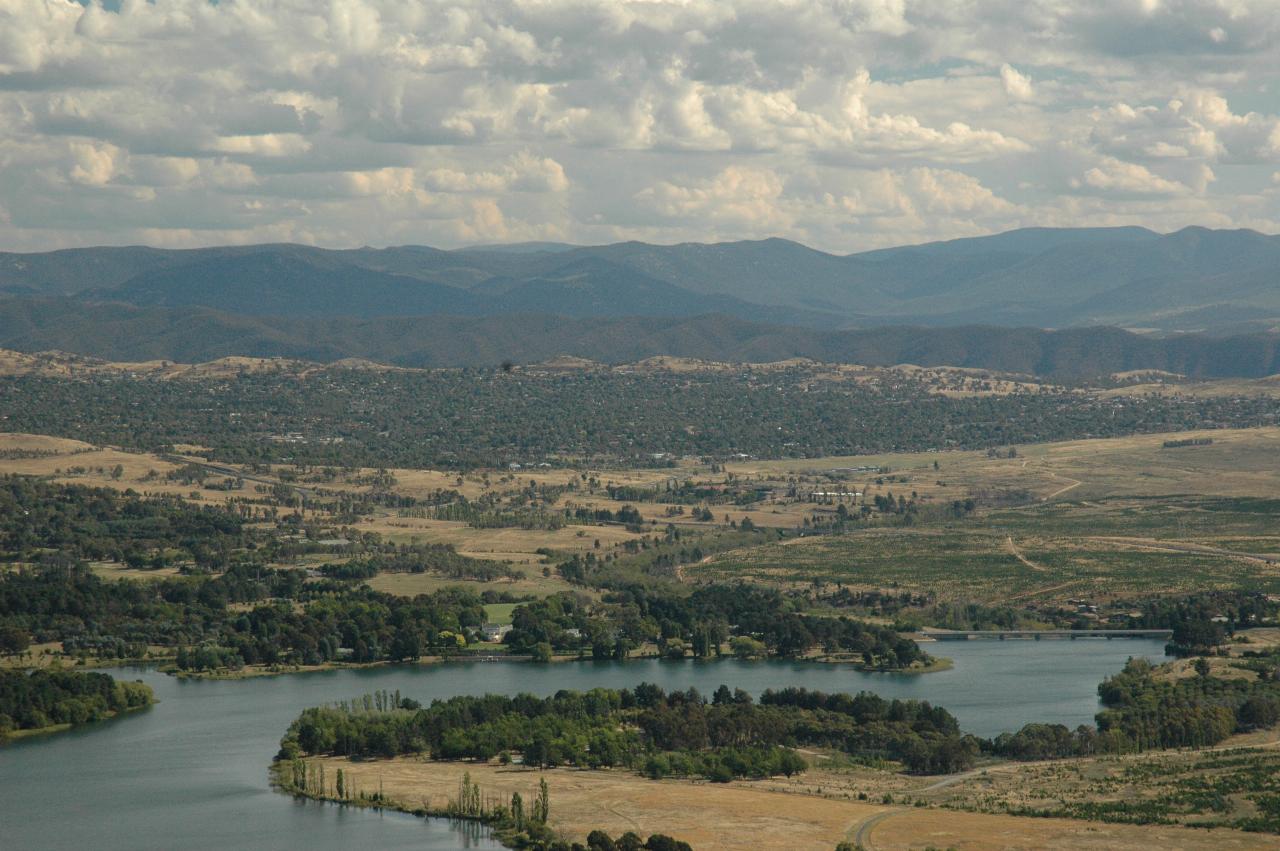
[1088,535,1278,565]
[849,808,898,851]
[159,453,318,499]
[1004,535,1047,572]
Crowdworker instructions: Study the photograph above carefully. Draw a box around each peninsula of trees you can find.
[0,669,154,740]
[277,684,976,779]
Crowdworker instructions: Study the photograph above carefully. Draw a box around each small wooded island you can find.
[0,669,154,741]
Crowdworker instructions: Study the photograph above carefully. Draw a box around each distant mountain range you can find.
[1,297,1278,378]
[0,226,1277,377]
[2,226,1277,333]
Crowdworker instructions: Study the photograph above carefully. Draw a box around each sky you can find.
[1,0,1279,253]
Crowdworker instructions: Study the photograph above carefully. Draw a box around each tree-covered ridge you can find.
[0,669,153,738]
[1,366,1274,469]
[277,683,976,780]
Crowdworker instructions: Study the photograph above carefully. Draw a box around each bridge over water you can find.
[918,629,1173,641]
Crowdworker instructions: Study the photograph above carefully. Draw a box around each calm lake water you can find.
[1,638,1166,851]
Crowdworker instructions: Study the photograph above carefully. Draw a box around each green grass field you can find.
[482,602,518,624]
[694,495,1280,604]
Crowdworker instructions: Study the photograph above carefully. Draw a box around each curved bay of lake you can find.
[1,638,1166,851]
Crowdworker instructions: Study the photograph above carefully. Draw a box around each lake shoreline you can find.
[269,760,511,847]
[163,648,957,680]
[2,640,1173,850]
[0,695,156,745]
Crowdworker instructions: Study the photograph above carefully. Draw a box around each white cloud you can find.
[1000,64,1035,101]
[213,135,313,157]
[67,141,119,187]
[0,0,1278,250]
[1076,157,1191,196]
[421,152,568,193]
[637,166,789,230]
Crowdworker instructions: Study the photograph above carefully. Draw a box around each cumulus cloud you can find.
[637,166,789,230]
[1087,92,1280,165]
[0,0,1278,250]
[1000,64,1035,101]
[1075,157,1191,196]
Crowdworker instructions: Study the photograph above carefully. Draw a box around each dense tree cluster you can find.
[0,553,923,673]
[278,683,976,781]
[2,367,1273,469]
[605,482,749,506]
[1111,591,1279,655]
[0,669,153,736]
[0,475,251,567]
[499,584,929,668]
[0,560,488,669]
[992,658,1280,759]
[583,832,692,851]
[757,687,977,774]
[320,546,520,582]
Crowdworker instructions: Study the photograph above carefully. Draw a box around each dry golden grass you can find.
[869,807,1269,850]
[6,426,1279,603]
[1101,376,1280,399]
[0,433,230,500]
[365,569,585,599]
[0,348,325,380]
[728,426,1280,503]
[313,757,1269,850]
[318,756,886,849]
[354,516,640,562]
[875,725,1280,845]
[0,641,67,669]
[89,562,184,582]
[0,640,172,669]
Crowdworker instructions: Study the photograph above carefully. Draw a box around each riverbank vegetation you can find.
[991,657,1280,760]
[272,655,1280,845]
[1,499,931,674]
[0,668,153,740]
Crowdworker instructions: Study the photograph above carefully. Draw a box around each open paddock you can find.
[310,756,1269,850]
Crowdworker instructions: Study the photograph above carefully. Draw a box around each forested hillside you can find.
[2,226,1278,333]
[2,299,1279,377]
[3,366,1275,469]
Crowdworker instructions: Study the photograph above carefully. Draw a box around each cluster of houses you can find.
[477,623,582,644]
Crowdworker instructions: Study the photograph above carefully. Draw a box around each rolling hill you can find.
[2,226,1277,332]
[1,295,1277,377]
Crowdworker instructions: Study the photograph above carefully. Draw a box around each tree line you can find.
[497,584,930,669]
[0,669,153,737]
[991,657,1280,759]
[0,556,927,674]
[277,683,974,779]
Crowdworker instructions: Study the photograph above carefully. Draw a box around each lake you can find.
[0,638,1167,851]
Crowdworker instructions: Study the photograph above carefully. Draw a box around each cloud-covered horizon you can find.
[2,0,1279,252]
